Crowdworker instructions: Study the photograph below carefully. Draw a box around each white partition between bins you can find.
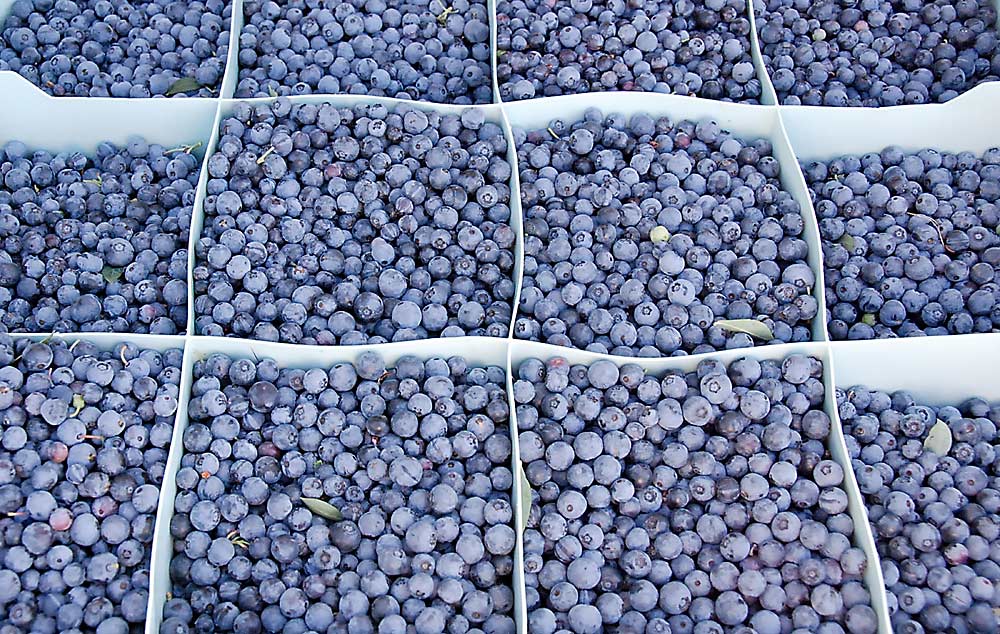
[503,92,830,345]
[489,0,502,105]
[746,0,778,106]
[145,336,527,634]
[829,335,1000,404]
[509,338,892,634]
[0,73,219,153]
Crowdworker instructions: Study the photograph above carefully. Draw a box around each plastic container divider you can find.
[220,0,242,99]
[143,336,521,634]
[0,73,219,157]
[780,81,1000,162]
[501,91,830,344]
[489,0,502,104]
[184,100,227,336]
[822,344,891,634]
[746,0,778,106]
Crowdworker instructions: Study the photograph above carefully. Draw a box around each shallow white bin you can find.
[143,335,526,634]
[828,334,1000,634]
[0,72,222,340]
[0,0,239,101]
[503,92,831,346]
[509,338,892,634]
[185,94,523,339]
[750,0,1000,109]
[7,333,189,634]
[496,0,777,107]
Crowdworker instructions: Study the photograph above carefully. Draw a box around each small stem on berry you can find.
[256,146,276,164]
[165,142,203,155]
[436,6,455,24]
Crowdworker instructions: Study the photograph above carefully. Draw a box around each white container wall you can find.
[0,74,219,153]
[781,82,1000,162]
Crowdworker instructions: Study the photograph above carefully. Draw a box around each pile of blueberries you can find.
[758,0,1000,106]
[0,137,198,334]
[517,354,877,634]
[194,98,516,345]
[161,352,516,634]
[513,108,818,357]
[497,0,761,102]
[0,336,182,633]
[0,0,231,98]
[840,386,1000,632]
[805,145,1000,340]
[235,0,493,103]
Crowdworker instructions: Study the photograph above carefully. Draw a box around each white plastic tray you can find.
[7,333,188,633]
[1,2,1000,633]
[828,333,1000,634]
